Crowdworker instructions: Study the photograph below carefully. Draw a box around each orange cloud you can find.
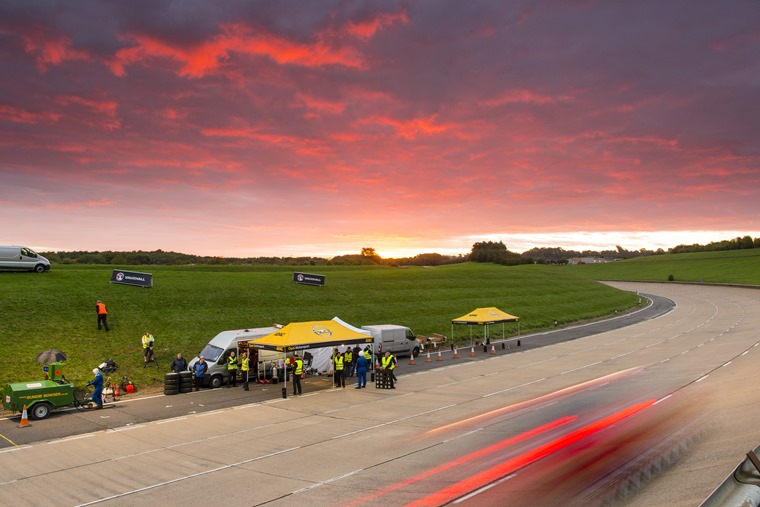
[358,114,453,139]
[44,199,114,210]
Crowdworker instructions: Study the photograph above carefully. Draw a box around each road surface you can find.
[1,282,758,507]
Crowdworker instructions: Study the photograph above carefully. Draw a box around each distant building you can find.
[568,257,611,265]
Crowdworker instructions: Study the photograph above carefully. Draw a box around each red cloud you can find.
[0,104,61,124]
[109,22,369,78]
[20,29,90,72]
[343,11,409,39]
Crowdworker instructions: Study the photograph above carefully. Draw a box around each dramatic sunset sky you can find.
[1,1,758,258]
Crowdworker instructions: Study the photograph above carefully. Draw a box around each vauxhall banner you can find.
[110,269,153,288]
[292,272,325,286]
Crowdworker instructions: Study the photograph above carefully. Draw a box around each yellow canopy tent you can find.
[451,307,520,346]
[248,318,373,397]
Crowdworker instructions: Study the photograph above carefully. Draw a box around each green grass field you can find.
[2,262,638,389]
[572,249,760,285]
[4,249,757,392]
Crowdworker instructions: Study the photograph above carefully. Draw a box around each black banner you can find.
[110,269,153,288]
[293,272,325,286]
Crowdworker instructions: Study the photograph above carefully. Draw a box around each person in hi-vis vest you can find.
[226,350,239,388]
[293,354,303,395]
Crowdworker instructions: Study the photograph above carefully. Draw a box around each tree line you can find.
[40,235,759,267]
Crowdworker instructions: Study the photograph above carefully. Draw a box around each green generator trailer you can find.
[2,362,75,420]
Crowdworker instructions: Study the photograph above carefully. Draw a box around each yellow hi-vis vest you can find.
[227,355,238,371]
[241,356,250,371]
[294,359,303,375]
[345,351,353,363]
[382,355,395,370]
[334,355,344,371]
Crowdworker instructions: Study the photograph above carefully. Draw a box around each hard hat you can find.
[92,368,99,374]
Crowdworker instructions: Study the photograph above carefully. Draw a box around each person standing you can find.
[241,351,250,391]
[193,356,208,391]
[363,346,373,370]
[351,345,361,376]
[293,353,303,396]
[96,300,109,331]
[86,368,104,408]
[226,350,238,387]
[343,347,353,380]
[171,353,187,373]
[333,348,345,388]
[141,332,155,366]
[355,351,368,389]
[381,352,396,389]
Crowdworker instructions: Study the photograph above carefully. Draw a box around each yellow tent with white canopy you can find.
[451,307,520,346]
[247,318,373,397]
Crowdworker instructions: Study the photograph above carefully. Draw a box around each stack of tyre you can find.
[164,371,194,395]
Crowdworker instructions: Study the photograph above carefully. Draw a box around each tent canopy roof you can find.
[452,307,519,325]
[248,318,373,352]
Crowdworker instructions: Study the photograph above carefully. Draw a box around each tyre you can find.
[179,371,192,380]
[164,378,179,387]
[164,386,179,395]
[34,264,46,273]
[209,375,223,389]
[30,402,52,420]
[412,347,420,358]
[179,386,193,393]
[164,373,180,381]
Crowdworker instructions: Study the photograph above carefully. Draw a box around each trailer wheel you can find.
[209,375,223,389]
[31,402,52,420]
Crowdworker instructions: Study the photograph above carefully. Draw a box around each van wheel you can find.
[31,402,52,420]
[34,264,46,273]
[412,347,420,358]
[209,375,223,389]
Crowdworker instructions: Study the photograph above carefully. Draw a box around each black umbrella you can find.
[36,349,67,364]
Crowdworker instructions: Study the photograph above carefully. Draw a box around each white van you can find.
[187,327,279,388]
[361,324,421,358]
[0,246,51,273]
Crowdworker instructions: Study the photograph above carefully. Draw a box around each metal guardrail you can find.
[700,445,760,506]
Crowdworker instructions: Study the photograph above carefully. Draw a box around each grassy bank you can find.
[572,249,760,285]
[1,262,637,389]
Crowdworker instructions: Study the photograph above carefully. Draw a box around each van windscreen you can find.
[199,344,224,362]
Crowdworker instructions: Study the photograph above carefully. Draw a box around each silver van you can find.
[0,246,51,273]
[187,326,280,388]
[361,324,421,358]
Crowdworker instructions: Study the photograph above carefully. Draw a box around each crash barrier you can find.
[700,445,760,507]
[375,369,393,389]
[164,371,193,395]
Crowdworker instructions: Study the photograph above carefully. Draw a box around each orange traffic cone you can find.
[490,345,497,355]
[409,354,415,365]
[470,347,476,357]
[437,350,443,361]
[453,347,459,359]
[18,404,30,428]
[426,351,431,363]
